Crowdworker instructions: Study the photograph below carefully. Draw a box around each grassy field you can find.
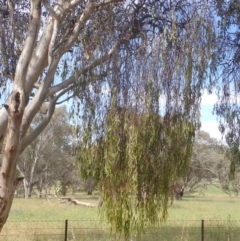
[1,187,240,240]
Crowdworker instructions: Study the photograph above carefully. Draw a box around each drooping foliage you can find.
[213,0,240,173]
[75,1,216,236]
[78,106,195,237]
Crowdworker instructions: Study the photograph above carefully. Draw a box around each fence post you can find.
[65,219,68,241]
[201,219,204,241]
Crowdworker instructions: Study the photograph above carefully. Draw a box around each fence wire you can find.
[1,219,240,241]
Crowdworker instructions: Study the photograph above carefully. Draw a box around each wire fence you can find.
[1,219,240,241]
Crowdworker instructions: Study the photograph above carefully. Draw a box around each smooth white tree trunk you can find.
[0,89,25,230]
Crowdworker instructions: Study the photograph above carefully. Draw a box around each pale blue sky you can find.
[200,92,222,140]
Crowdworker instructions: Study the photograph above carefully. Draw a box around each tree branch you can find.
[24,0,82,93]
[42,0,59,20]
[24,18,53,94]
[94,0,123,8]
[48,18,59,67]
[21,61,60,141]
[16,165,25,178]
[21,98,56,152]
[48,40,120,97]
[55,85,73,100]
[0,108,8,152]
[15,0,42,86]
[54,72,108,104]
[56,94,74,105]
[58,0,122,55]
[57,0,95,54]
[69,0,85,8]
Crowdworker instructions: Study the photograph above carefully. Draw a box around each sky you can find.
[200,92,222,141]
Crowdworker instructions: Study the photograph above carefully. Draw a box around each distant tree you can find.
[170,131,222,199]
[187,131,224,191]
[17,107,77,198]
[83,177,96,195]
[173,131,240,197]
[57,162,81,196]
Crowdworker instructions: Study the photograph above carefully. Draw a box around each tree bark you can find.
[0,90,25,230]
[0,0,39,228]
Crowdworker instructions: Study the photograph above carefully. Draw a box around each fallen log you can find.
[59,197,98,207]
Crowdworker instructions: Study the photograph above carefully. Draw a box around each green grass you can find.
[1,187,240,240]
[167,187,240,221]
[9,198,100,221]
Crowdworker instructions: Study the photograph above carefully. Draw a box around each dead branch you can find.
[60,197,98,207]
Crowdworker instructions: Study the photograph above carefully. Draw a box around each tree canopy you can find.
[0,0,239,237]
[78,108,195,235]
[214,0,240,158]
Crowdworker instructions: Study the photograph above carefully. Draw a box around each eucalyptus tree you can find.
[0,0,217,234]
